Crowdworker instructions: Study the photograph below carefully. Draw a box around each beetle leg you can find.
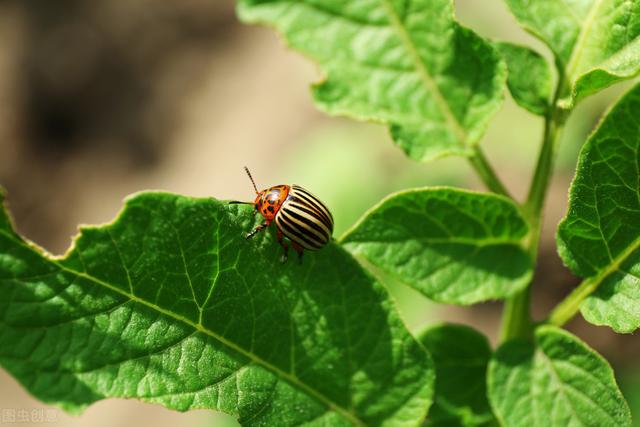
[291,241,304,264]
[245,221,268,239]
[277,229,289,263]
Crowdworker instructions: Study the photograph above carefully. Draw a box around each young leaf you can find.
[237,0,506,162]
[488,325,631,427]
[495,42,552,116]
[340,188,532,305]
[504,0,640,107]
[419,324,495,426]
[556,82,640,333]
[0,192,435,426]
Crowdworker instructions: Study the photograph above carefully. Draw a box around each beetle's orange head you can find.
[229,167,289,221]
[254,185,290,221]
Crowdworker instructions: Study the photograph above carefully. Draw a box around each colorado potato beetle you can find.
[230,167,334,262]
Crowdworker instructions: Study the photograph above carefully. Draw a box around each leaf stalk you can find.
[468,145,512,199]
[547,276,597,326]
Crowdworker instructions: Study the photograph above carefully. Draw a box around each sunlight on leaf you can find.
[504,0,640,107]
[237,0,506,161]
[0,192,434,426]
[557,82,640,333]
[488,326,630,427]
[341,188,532,305]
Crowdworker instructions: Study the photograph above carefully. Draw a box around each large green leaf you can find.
[237,0,506,162]
[419,324,495,427]
[504,0,640,107]
[557,82,640,333]
[340,188,532,305]
[0,191,435,426]
[488,326,631,427]
[495,42,552,116]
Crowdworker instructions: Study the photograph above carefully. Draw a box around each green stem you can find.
[523,110,566,226]
[500,70,569,342]
[548,235,640,326]
[547,277,597,327]
[469,145,512,199]
[500,286,532,341]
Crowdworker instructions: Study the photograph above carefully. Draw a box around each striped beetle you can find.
[230,167,334,262]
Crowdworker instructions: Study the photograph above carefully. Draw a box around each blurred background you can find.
[0,1,637,426]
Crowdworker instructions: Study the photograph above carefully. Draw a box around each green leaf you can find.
[0,191,435,426]
[557,82,640,333]
[495,42,552,116]
[340,188,532,305]
[504,0,640,107]
[419,324,495,427]
[488,325,631,427]
[237,0,506,162]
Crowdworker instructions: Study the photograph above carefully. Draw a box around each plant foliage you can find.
[0,193,434,425]
[341,189,532,305]
[237,0,506,162]
[1,0,639,425]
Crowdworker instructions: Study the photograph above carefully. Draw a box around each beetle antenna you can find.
[228,200,252,205]
[244,166,259,194]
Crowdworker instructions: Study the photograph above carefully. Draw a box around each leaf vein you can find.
[44,257,365,426]
[379,0,466,143]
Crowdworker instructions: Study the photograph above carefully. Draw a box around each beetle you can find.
[230,167,334,262]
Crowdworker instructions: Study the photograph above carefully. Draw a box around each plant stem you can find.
[469,145,512,198]
[547,276,597,326]
[523,109,566,226]
[500,286,532,341]
[500,70,569,342]
[548,235,640,326]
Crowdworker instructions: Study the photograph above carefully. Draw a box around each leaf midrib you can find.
[379,0,467,143]
[537,344,617,426]
[0,229,365,426]
[347,235,526,248]
[582,235,640,302]
[61,263,364,425]
[564,0,605,81]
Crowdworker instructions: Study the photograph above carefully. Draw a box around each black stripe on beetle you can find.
[292,185,333,221]
[281,208,330,243]
[230,167,334,263]
[285,202,332,235]
[288,196,333,231]
[276,214,323,249]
